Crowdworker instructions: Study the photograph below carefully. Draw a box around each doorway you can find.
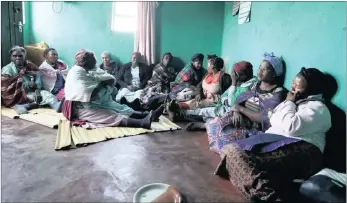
[1,1,24,67]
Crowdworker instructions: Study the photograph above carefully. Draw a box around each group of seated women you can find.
[1,46,333,201]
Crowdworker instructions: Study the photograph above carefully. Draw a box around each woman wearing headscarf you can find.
[215,68,331,202]
[39,48,69,101]
[169,53,207,101]
[206,52,287,154]
[167,56,232,121]
[183,61,258,131]
[62,49,163,129]
[1,46,63,114]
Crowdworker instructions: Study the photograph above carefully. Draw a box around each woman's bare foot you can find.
[185,122,206,131]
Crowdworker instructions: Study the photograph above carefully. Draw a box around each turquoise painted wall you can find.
[25,1,133,66]
[156,2,225,66]
[25,1,225,69]
[221,2,346,111]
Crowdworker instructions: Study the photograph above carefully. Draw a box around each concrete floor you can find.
[1,116,248,202]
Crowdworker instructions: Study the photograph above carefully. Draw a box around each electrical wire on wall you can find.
[52,2,64,13]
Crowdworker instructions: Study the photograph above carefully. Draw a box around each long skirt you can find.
[214,141,323,202]
[72,105,126,129]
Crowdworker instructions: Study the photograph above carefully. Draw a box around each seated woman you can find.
[139,52,177,109]
[215,68,331,202]
[118,52,176,111]
[206,52,287,154]
[1,46,63,114]
[184,61,258,131]
[167,56,232,121]
[169,53,207,102]
[99,51,122,88]
[39,48,69,101]
[115,52,151,103]
[62,49,163,129]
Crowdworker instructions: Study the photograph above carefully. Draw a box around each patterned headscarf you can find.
[75,49,96,67]
[191,53,204,63]
[233,61,253,78]
[299,67,325,96]
[263,52,283,77]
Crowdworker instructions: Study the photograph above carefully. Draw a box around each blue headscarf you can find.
[263,52,283,77]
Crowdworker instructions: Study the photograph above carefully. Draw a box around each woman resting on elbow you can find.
[214,67,331,202]
[62,49,162,129]
[206,52,287,154]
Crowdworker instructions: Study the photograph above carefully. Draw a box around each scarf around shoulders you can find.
[39,60,69,91]
[1,62,38,107]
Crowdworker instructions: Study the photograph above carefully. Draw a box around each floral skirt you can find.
[214,141,323,201]
[206,116,259,154]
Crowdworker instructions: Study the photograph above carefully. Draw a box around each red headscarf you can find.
[232,61,253,78]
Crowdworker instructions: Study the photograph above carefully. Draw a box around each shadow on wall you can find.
[322,73,346,173]
[171,57,185,73]
[277,59,287,87]
[111,55,122,67]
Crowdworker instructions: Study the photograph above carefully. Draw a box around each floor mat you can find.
[55,116,182,150]
[1,107,65,129]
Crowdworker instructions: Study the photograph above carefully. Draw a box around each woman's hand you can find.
[231,70,239,85]
[231,104,242,112]
[232,112,244,127]
[286,91,299,102]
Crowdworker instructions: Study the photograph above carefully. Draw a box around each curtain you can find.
[134,2,158,65]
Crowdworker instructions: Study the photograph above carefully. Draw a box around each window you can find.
[111,2,137,33]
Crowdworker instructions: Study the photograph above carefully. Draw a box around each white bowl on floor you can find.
[133,183,182,203]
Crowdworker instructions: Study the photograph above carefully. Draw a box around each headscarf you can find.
[298,67,325,96]
[191,53,204,63]
[43,48,56,57]
[263,52,283,77]
[75,49,95,67]
[233,61,253,78]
